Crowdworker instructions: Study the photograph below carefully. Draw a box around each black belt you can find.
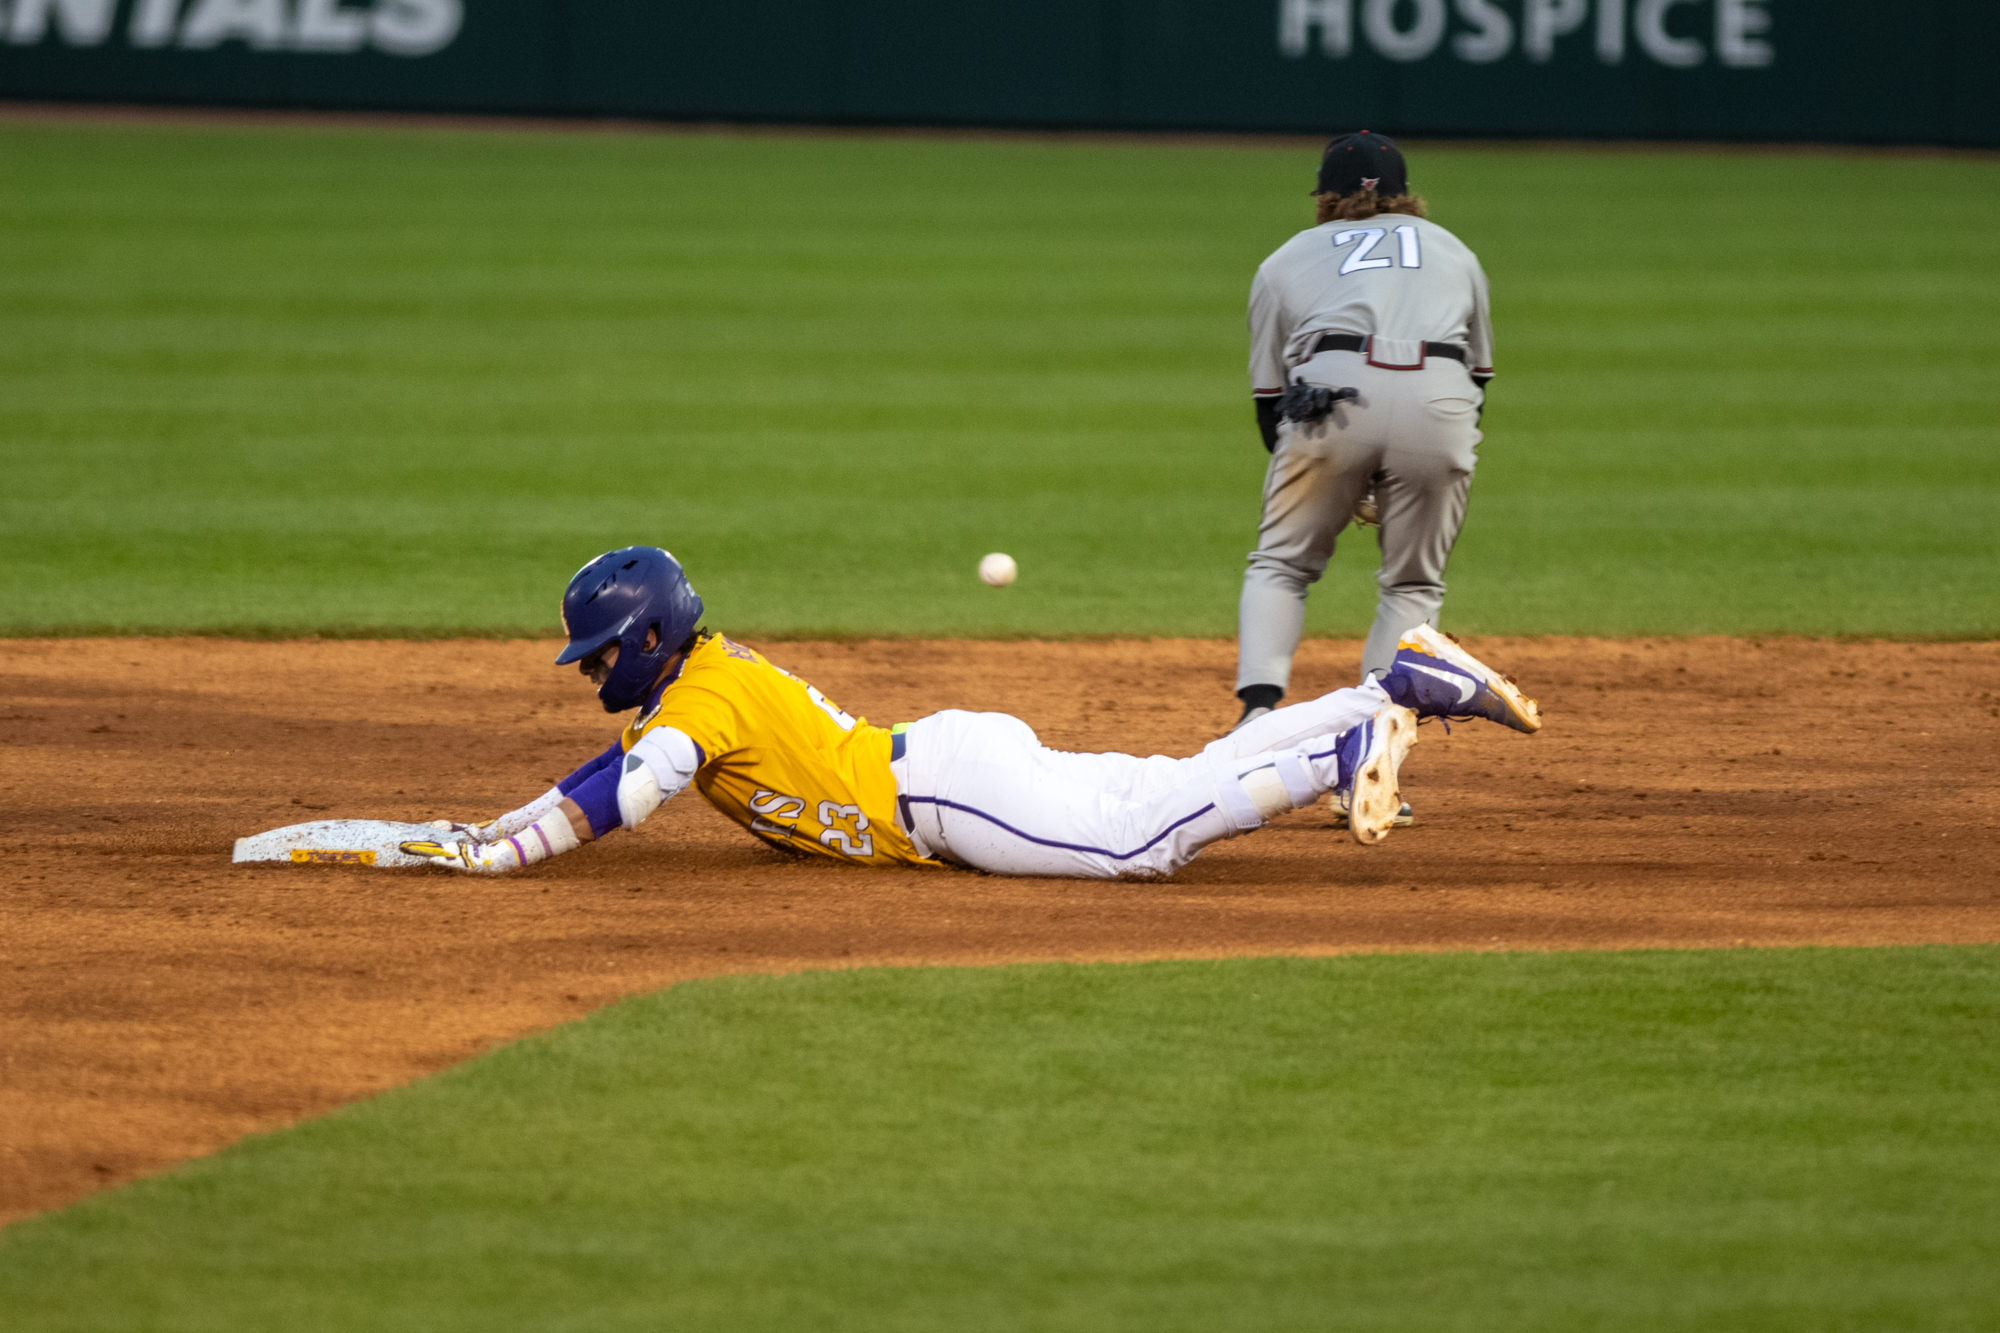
[1312,333,1466,364]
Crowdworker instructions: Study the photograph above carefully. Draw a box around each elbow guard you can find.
[617,726,700,830]
[617,754,663,829]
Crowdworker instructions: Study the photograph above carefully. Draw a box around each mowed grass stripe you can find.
[2,122,1997,638]
[3,947,1996,1330]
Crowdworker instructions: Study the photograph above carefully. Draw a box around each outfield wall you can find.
[1,0,1994,146]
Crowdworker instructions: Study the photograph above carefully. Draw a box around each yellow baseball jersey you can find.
[622,633,935,868]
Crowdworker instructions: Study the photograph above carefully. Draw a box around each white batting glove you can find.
[401,812,580,874]
[426,818,502,843]
[426,785,568,844]
[399,837,525,874]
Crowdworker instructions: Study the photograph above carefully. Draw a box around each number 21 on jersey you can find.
[1333,225,1421,275]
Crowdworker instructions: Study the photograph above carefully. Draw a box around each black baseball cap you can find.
[1315,131,1408,197]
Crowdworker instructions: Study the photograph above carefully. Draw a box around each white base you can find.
[232,819,448,868]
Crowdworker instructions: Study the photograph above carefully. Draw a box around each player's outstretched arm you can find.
[400,727,702,874]
[426,739,628,842]
[400,800,590,873]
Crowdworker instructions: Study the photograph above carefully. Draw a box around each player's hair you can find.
[1315,190,1429,224]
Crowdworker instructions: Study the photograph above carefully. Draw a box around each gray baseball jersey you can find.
[1234,211,1496,708]
[1249,215,1493,394]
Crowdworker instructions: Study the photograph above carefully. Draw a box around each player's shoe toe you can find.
[1383,623,1542,734]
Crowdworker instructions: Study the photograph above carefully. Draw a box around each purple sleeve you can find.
[566,764,625,839]
[557,740,625,796]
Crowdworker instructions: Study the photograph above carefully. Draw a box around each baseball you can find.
[978,552,1017,587]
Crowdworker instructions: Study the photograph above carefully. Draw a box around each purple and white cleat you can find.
[1332,705,1419,846]
[1382,623,1543,734]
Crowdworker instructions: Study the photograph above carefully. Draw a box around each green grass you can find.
[3,947,1996,1330]
[1,121,1997,638]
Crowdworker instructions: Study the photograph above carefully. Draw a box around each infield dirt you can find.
[4,635,1998,1225]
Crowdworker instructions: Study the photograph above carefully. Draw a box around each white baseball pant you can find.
[888,678,1390,879]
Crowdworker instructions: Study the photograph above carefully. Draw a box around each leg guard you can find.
[1207,747,1326,832]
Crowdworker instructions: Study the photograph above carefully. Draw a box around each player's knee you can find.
[1377,580,1445,607]
[1246,554,1322,591]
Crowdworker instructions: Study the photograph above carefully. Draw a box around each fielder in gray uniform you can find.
[1232,131,1494,748]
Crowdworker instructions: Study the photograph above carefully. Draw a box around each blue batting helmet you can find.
[555,546,705,712]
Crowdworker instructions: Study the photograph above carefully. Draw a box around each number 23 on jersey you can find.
[749,788,874,858]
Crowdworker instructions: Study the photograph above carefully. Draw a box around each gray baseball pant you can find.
[1236,349,1482,692]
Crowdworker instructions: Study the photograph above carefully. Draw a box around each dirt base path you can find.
[4,635,1998,1224]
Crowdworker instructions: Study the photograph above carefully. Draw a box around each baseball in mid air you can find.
[978,552,1018,587]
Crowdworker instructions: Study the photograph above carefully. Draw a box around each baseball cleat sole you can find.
[1395,623,1543,734]
[1347,705,1418,846]
[1332,798,1413,830]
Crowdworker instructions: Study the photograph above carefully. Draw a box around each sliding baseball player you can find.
[401,546,1540,880]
